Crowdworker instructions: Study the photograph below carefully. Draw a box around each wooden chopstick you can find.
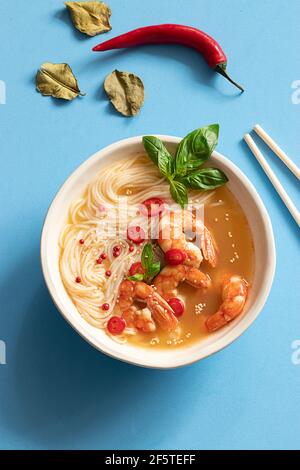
[254,124,300,180]
[244,133,300,227]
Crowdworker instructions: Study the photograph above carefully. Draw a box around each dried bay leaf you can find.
[65,1,112,37]
[36,63,84,100]
[104,70,145,117]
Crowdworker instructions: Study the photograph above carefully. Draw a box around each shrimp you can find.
[118,280,178,331]
[154,264,211,300]
[147,292,178,331]
[159,210,217,268]
[206,275,248,332]
[122,306,156,333]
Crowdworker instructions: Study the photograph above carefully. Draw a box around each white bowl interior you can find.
[41,136,276,368]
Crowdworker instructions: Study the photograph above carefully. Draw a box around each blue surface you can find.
[0,0,299,450]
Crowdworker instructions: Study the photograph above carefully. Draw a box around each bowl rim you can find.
[41,135,276,369]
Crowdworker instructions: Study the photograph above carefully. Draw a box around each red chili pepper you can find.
[165,248,187,266]
[127,226,146,244]
[92,24,244,92]
[107,316,126,335]
[167,297,185,317]
[140,197,165,217]
[129,261,145,276]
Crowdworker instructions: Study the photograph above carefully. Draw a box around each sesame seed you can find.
[195,302,206,315]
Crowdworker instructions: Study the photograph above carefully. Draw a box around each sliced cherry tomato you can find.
[140,197,165,217]
[127,226,146,244]
[168,297,185,317]
[129,261,145,276]
[165,248,187,266]
[107,316,126,335]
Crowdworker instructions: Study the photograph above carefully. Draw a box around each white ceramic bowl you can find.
[41,136,276,369]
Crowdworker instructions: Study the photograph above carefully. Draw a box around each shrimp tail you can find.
[201,227,218,268]
[206,311,229,332]
[147,292,178,331]
[206,275,248,332]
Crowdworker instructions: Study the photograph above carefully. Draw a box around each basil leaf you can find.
[178,168,228,190]
[143,136,174,177]
[141,243,153,270]
[179,168,228,190]
[169,180,188,208]
[127,273,144,282]
[145,261,161,281]
[175,124,219,175]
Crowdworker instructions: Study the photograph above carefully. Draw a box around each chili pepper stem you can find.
[215,65,244,93]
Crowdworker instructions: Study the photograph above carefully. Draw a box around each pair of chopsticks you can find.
[244,125,300,227]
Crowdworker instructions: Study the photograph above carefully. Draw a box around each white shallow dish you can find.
[41,136,276,369]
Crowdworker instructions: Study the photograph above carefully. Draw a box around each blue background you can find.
[0,0,299,450]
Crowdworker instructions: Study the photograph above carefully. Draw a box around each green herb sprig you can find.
[128,243,160,283]
[143,124,228,208]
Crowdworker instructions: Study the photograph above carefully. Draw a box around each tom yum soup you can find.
[59,126,254,348]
